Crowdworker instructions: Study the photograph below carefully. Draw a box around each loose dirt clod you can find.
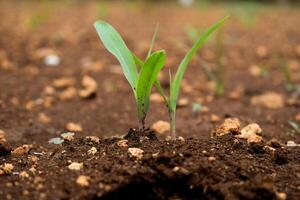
[19,171,30,179]
[151,120,170,134]
[38,113,52,124]
[76,175,90,187]
[66,122,83,132]
[128,148,144,160]
[172,166,189,175]
[117,140,128,148]
[0,163,14,175]
[212,118,241,137]
[286,141,299,147]
[238,123,263,143]
[87,147,97,155]
[52,77,75,89]
[59,87,77,101]
[210,114,220,123]
[251,92,284,109]
[0,129,6,141]
[11,144,32,155]
[85,136,100,144]
[68,162,83,171]
[61,132,75,142]
[178,98,189,107]
[79,75,97,99]
[208,156,216,161]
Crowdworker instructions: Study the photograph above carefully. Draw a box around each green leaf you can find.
[94,20,138,90]
[169,15,229,111]
[147,24,159,59]
[132,53,144,70]
[133,53,169,105]
[136,50,166,120]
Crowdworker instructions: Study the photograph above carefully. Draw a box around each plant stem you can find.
[169,110,176,139]
[138,117,145,131]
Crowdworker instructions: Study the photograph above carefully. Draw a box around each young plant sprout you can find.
[277,56,300,97]
[95,16,228,138]
[135,16,229,138]
[94,21,166,130]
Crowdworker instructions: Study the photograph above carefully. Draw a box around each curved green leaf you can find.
[136,50,166,120]
[94,20,138,90]
[170,15,229,111]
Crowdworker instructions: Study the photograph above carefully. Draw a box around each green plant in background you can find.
[27,3,53,29]
[277,56,300,97]
[96,2,108,19]
[289,121,300,134]
[200,28,226,97]
[225,2,259,28]
[94,21,165,130]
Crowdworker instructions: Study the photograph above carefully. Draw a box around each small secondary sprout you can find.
[289,121,300,134]
[94,21,165,130]
[135,16,229,138]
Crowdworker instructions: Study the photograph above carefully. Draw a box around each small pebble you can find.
[79,75,97,99]
[213,118,241,137]
[210,114,220,123]
[85,136,100,144]
[177,136,185,142]
[68,162,83,171]
[88,147,97,155]
[38,113,52,124]
[12,145,32,155]
[286,141,298,147]
[117,140,128,148]
[208,156,216,161]
[59,87,77,101]
[150,93,164,103]
[128,148,144,160]
[251,92,284,109]
[0,163,14,175]
[151,120,170,134]
[44,54,60,66]
[52,77,75,88]
[66,122,83,132]
[19,171,29,179]
[76,175,90,187]
[61,132,75,142]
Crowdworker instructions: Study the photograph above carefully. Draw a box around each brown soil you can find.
[1,130,300,200]
[0,1,300,199]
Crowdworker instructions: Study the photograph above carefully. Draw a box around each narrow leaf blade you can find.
[170,15,229,110]
[94,20,138,89]
[147,24,159,59]
[136,50,166,119]
[133,53,169,105]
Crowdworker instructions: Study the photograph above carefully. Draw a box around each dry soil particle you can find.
[0,130,299,200]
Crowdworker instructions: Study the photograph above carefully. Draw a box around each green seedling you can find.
[200,28,226,97]
[277,56,300,97]
[289,121,300,134]
[136,16,229,138]
[96,2,108,19]
[225,2,259,28]
[27,2,53,29]
[192,102,202,117]
[94,21,165,130]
